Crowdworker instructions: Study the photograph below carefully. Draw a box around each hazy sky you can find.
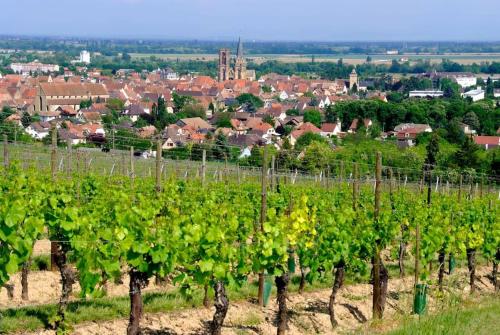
[2,0,499,41]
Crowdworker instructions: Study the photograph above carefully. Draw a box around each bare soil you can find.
[9,266,494,335]
[0,271,163,309]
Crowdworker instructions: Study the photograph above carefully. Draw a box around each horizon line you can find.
[1,34,500,44]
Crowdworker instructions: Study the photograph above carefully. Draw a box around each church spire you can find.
[237,37,243,58]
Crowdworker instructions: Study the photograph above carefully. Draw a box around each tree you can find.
[303,109,322,128]
[369,121,382,138]
[445,118,466,144]
[212,133,230,160]
[351,83,358,93]
[0,106,14,124]
[454,137,481,170]
[172,93,196,112]
[79,99,92,109]
[263,114,274,126]
[462,111,480,131]
[366,55,372,63]
[216,113,232,128]
[325,105,336,123]
[295,132,326,150]
[236,93,264,111]
[133,118,149,128]
[180,104,206,120]
[261,85,272,93]
[106,98,125,112]
[121,53,131,61]
[440,78,461,99]
[21,112,32,128]
[286,108,299,116]
[208,102,215,113]
[425,133,440,168]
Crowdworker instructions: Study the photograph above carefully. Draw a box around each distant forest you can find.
[1,36,500,56]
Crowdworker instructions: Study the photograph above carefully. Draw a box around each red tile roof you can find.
[473,136,500,146]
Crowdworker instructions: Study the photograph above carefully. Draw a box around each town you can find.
[1,40,499,176]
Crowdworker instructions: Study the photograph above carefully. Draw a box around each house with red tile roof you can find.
[289,122,322,146]
[473,136,499,150]
[320,121,343,137]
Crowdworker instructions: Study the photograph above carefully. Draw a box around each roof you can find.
[473,136,500,146]
[394,123,431,132]
[81,111,102,122]
[321,123,339,132]
[40,83,108,97]
[237,37,244,58]
[464,89,484,96]
[228,134,262,147]
[291,122,321,139]
[30,121,51,132]
[177,117,211,130]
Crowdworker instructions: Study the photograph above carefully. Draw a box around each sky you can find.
[2,0,499,41]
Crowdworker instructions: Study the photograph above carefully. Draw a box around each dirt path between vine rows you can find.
[21,266,495,335]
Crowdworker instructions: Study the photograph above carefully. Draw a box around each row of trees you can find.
[323,98,500,138]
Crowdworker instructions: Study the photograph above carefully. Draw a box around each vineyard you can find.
[0,138,499,335]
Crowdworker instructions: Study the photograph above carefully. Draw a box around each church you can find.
[218,38,255,82]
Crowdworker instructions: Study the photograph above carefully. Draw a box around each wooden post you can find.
[130,146,135,186]
[76,150,80,175]
[156,139,162,192]
[271,155,276,192]
[353,163,359,210]
[326,164,330,189]
[340,161,345,184]
[237,164,241,184]
[51,128,57,180]
[112,126,116,150]
[3,134,8,169]
[389,168,394,195]
[50,128,58,271]
[415,206,421,288]
[201,149,206,186]
[66,139,72,176]
[373,152,383,319]
[458,174,463,202]
[397,171,401,191]
[480,177,483,198]
[427,168,432,206]
[258,145,268,307]
[224,155,228,184]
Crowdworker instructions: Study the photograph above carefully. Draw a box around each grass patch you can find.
[233,311,262,327]
[385,296,500,335]
[30,255,50,271]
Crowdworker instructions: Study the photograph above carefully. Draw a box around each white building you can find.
[409,90,444,98]
[494,89,500,98]
[79,50,91,64]
[10,61,60,74]
[463,89,485,102]
[454,74,477,88]
[160,68,179,80]
[430,72,477,89]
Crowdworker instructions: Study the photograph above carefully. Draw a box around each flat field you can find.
[130,52,500,65]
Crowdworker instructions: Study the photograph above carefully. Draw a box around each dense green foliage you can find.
[0,160,498,333]
[328,99,499,137]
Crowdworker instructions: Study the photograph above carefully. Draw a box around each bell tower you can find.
[234,37,247,80]
[218,48,230,82]
[349,69,358,90]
